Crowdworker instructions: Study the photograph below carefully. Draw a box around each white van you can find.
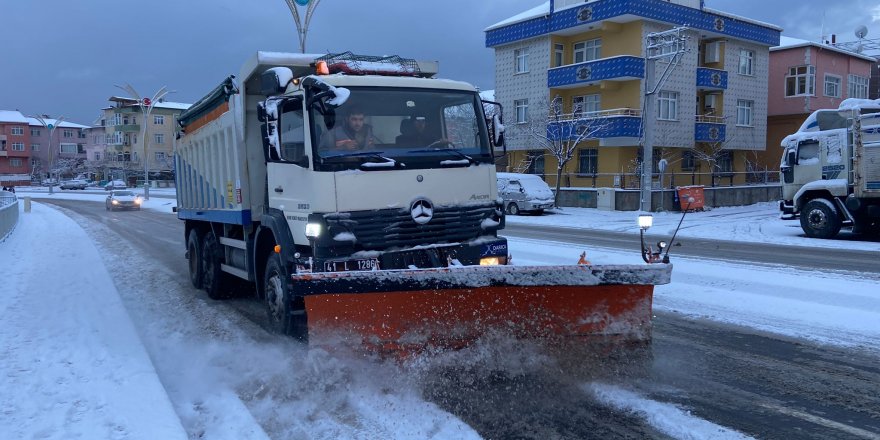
[497,172,555,215]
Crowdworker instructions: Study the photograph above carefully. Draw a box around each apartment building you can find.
[485,0,781,189]
[98,96,190,182]
[25,117,89,181]
[762,37,876,168]
[0,110,32,186]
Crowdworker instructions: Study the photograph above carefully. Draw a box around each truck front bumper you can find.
[779,200,796,219]
[315,237,509,273]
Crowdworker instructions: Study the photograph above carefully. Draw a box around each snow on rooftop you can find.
[772,36,877,61]
[24,117,89,129]
[0,110,29,123]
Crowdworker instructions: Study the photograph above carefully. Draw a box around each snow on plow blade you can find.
[293,264,672,352]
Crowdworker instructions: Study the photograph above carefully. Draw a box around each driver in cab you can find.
[319,107,379,153]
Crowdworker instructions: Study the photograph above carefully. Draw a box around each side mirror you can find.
[786,149,797,166]
[261,67,293,96]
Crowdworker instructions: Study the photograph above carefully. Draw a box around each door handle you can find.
[274,186,283,193]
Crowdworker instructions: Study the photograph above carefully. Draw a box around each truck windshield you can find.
[310,87,492,171]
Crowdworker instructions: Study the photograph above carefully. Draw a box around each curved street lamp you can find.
[30,115,65,195]
[114,84,169,200]
[284,0,322,53]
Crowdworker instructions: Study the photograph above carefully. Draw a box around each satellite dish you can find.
[855,25,868,39]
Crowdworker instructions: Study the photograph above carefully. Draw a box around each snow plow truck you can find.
[174,51,671,352]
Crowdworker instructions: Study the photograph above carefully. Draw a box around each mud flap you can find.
[292,264,671,353]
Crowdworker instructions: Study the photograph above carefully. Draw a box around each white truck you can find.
[175,52,670,349]
[779,99,880,238]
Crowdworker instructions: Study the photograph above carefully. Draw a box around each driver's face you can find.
[347,114,365,132]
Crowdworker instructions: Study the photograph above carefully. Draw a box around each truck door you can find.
[266,96,314,247]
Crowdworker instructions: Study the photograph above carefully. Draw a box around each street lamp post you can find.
[115,84,169,200]
[31,115,65,195]
[284,0,322,52]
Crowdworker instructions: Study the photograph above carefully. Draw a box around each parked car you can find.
[105,190,142,211]
[60,179,88,190]
[497,172,555,215]
[104,180,127,191]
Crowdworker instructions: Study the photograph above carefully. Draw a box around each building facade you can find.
[98,97,190,184]
[0,110,32,186]
[485,0,781,189]
[25,117,89,181]
[763,37,875,168]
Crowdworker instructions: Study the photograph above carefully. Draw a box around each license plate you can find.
[323,258,380,272]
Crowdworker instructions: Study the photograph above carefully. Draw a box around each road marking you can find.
[759,402,880,439]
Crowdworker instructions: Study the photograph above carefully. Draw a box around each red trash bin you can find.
[676,185,704,211]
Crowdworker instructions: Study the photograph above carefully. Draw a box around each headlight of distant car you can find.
[134,198,142,205]
[112,200,119,205]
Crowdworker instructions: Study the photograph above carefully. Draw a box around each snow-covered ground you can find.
[2,190,878,438]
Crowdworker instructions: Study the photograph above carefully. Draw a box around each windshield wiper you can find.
[407,148,476,165]
[321,151,405,169]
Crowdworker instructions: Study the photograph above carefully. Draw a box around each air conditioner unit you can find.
[704,94,718,111]
[704,41,721,64]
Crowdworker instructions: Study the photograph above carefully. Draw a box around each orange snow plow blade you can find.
[293,264,671,353]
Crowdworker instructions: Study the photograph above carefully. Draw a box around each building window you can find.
[785,65,815,97]
[95,153,101,161]
[554,43,564,67]
[30,158,40,167]
[31,144,40,151]
[155,133,165,144]
[30,128,40,136]
[526,150,544,176]
[573,38,601,63]
[717,151,733,173]
[60,143,77,154]
[11,142,25,151]
[514,49,529,74]
[573,94,601,116]
[11,126,23,135]
[63,129,73,138]
[155,152,166,161]
[848,74,869,99]
[578,148,598,175]
[736,100,754,126]
[514,99,528,123]
[10,158,22,167]
[154,115,165,125]
[657,91,679,121]
[681,150,695,171]
[738,50,754,76]
[824,74,842,98]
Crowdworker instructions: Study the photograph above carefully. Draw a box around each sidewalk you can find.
[0,202,187,439]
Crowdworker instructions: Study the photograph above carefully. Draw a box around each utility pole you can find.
[115,84,169,200]
[31,115,65,195]
[640,26,688,212]
[284,0,322,53]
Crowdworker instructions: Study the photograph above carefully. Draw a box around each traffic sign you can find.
[294,0,309,5]
[142,98,152,106]
[47,124,54,129]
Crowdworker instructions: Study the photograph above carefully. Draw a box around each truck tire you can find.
[506,203,520,216]
[264,253,306,339]
[202,232,232,300]
[187,229,204,289]
[800,199,842,239]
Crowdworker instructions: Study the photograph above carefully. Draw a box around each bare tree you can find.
[509,96,610,206]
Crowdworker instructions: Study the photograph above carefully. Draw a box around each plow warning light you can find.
[316,61,330,75]
[638,214,653,230]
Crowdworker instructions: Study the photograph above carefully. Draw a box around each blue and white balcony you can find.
[694,115,727,142]
[548,56,645,89]
[696,67,728,90]
[546,108,643,142]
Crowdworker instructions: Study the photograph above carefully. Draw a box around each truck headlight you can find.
[305,222,322,238]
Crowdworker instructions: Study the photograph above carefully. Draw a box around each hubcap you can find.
[808,209,827,229]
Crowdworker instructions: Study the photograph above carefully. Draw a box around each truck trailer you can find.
[174,52,671,351]
[780,99,880,239]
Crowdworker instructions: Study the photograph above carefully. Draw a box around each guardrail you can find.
[0,191,19,242]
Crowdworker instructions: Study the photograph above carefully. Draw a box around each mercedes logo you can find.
[417,174,424,182]
[410,198,434,225]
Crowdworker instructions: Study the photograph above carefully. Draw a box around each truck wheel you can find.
[264,253,307,339]
[506,203,520,215]
[187,229,204,289]
[202,232,232,300]
[800,199,842,239]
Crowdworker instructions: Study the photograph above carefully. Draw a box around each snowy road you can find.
[33,197,880,440]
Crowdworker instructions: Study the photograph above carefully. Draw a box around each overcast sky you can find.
[2,0,879,125]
